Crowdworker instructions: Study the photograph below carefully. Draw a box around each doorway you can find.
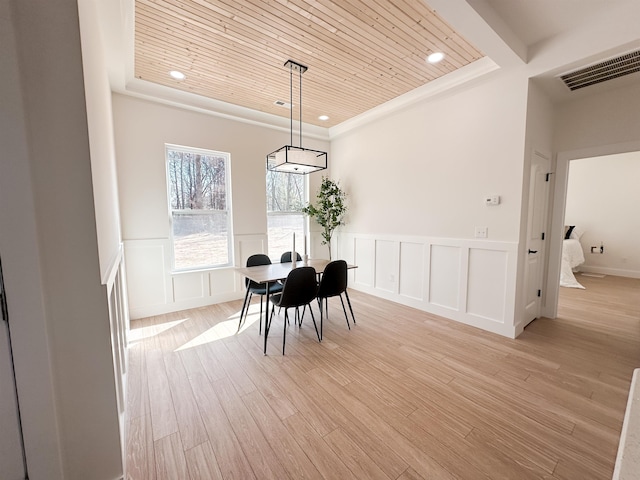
[545,140,640,319]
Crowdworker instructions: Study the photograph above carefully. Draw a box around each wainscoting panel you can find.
[105,246,129,471]
[173,273,207,302]
[429,244,462,311]
[209,268,238,299]
[235,234,268,267]
[354,237,375,287]
[341,233,519,338]
[375,240,398,293]
[399,242,425,301]
[124,235,261,319]
[124,239,170,310]
[467,248,508,322]
[124,231,519,337]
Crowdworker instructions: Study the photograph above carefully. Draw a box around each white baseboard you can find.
[580,265,640,279]
[129,291,243,320]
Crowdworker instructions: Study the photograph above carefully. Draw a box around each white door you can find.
[523,150,550,326]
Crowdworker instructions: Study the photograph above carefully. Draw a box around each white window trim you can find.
[166,143,233,272]
[266,170,309,260]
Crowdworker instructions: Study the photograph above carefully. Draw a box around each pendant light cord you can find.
[289,64,293,146]
[299,66,303,148]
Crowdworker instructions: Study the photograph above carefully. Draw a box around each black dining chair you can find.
[238,254,282,333]
[316,260,355,340]
[280,251,302,263]
[268,266,320,354]
[278,251,303,313]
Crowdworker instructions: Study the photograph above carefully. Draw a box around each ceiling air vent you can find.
[274,100,292,108]
[559,50,640,91]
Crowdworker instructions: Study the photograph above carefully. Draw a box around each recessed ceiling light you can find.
[169,70,186,80]
[427,52,444,64]
[318,115,329,121]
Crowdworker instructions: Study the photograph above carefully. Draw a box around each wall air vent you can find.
[559,50,640,91]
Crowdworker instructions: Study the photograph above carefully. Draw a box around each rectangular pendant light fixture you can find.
[267,60,327,175]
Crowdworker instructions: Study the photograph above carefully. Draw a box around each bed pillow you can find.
[570,226,584,239]
[564,225,575,239]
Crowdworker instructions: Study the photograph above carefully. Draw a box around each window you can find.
[166,145,232,271]
[266,170,307,261]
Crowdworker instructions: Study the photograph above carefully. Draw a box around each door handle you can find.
[528,249,538,254]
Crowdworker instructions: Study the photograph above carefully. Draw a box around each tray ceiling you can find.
[134,0,483,128]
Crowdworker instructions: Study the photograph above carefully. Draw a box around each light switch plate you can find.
[485,195,500,206]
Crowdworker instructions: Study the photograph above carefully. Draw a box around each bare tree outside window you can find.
[167,145,231,270]
[266,170,307,261]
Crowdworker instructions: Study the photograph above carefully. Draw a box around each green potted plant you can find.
[302,177,347,260]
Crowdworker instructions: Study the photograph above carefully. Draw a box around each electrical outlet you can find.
[475,226,488,238]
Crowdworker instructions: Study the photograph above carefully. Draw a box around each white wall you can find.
[555,82,640,154]
[78,0,123,284]
[113,94,330,318]
[565,152,640,278]
[330,68,530,337]
[2,0,123,477]
[77,0,129,474]
[332,68,528,241]
[0,3,62,478]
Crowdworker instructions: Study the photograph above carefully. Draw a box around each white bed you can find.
[560,238,585,289]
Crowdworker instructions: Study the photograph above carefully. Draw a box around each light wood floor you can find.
[126,274,640,479]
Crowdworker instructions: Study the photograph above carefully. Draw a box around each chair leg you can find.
[317,298,324,341]
[297,304,307,327]
[238,290,252,331]
[265,306,277,355]
[282,310,289,355]
[339,294,351,330]
[308,303,321,342]
[344,290,356,325]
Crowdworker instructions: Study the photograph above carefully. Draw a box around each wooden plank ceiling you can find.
[135,0,484,128]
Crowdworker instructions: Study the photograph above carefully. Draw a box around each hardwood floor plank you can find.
[224,339,298,420]
[145,349,179,441]
[397,467,426,480]
[277,359,409,478]
[162,349,208,450]
[188,371,257,480]
[126,275,640,480]
[344,361,420,417]
[126,414,156,480]
[153,432,189,480]
[213,377,291,480]
[282,413,358,480]
[323,427,392,480]
[184,441,224,480]
[259,356,340,437]
[241,389,323,479]
[309,367,459,479]
[126,341,150,420]
[464,425,558,478]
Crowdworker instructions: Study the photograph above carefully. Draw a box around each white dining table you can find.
[235,259,356,354]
